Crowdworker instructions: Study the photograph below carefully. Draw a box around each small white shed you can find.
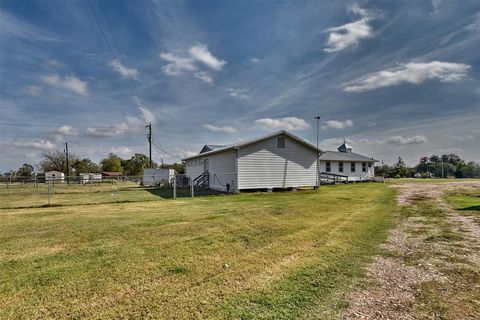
[79,173,102,184]
[45,171,65,182]
[143,168,175,186]
[183,130,321,192]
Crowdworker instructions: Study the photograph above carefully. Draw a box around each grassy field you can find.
[445,189,480,224]
[0,183,396,319]
[0,182,218,209]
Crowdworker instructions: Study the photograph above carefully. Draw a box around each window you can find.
[326,161,331,172]
[339,161,344,172]
[368,162,372,168]
[277,136,285,149]
[362,162,367,172]
[351,162,356,172]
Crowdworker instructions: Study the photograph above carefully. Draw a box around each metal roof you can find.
[182,130,321,161]
[320,150,377,162]
[199,144,227,154]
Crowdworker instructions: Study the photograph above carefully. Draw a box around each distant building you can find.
[79,173,102,184]
[45,171,65,182]
[143,168,175,186]
[319,140,377,182]
[101,172,122,179]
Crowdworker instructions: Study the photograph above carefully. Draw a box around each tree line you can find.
[375,154,480,178]
[4,151,185,177]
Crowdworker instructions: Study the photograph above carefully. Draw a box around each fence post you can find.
[173,176,177,199]
[48,180,51,206]
[190,175,194,197]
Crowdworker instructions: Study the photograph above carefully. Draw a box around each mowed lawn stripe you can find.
[0,183,395,319]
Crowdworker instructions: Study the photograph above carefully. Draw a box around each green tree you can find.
[123,153,151,176]
[17,163,34,177]
[161,162,185,174]
[456,161,480,178]
[374,164,392,177]
[392,157,410,178]
[100,154,123,173]
[40,151,78,174]
[72,158,100,174]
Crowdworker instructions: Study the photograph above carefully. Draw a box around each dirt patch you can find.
[342,181,480,319]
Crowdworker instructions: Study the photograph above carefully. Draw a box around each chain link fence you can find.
[0,173,234,209]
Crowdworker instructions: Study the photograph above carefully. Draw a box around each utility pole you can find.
[314,116,321,188]
[146,122,152,168]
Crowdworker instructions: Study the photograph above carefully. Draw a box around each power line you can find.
[152,141,182,160]
[98,0,139,96]
[86,0,137,99]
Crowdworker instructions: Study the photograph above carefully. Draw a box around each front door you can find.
[203,159,209,173]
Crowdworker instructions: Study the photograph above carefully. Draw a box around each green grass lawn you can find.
[0,182,221,209]
[0,184,396,319]
[445,189,480,211]
[445,189,480,226]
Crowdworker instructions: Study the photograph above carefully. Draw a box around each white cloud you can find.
[85,116,143,138]
[324,4,378,53]
[159,52,196,75]
[255,117,311,131]
[172,147,197,160]
[343,61,471,92]
[322,119,353,129]
[188,44,226,70]
[109,59,138,78]
[226,88,250,100]
[23,85,42,96]
[250,57,261,63]
[203,124,237,133]
[131,96,156,125]
[42,74,88,95]
[53,125,79,136]
[431,0,442,14]
[160,44,226,84]
[444,134,474,142]
[0,10,59,42]
[12,139,56,151]
[387,135,428,145]
[109,146,135,158]
[194,71,214,85]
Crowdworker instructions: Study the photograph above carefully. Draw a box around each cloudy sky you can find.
[1,0,479,172]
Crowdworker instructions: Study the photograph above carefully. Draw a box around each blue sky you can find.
[1,0,479,172]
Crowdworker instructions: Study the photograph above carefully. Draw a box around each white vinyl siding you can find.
[237,135,317,189]
[185,150,237,191]
[319,161,375,181]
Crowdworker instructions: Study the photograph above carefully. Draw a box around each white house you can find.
[319,141,377,182]
[183,130,321,192]
[45,171,65,182]
[143,168,175,186]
